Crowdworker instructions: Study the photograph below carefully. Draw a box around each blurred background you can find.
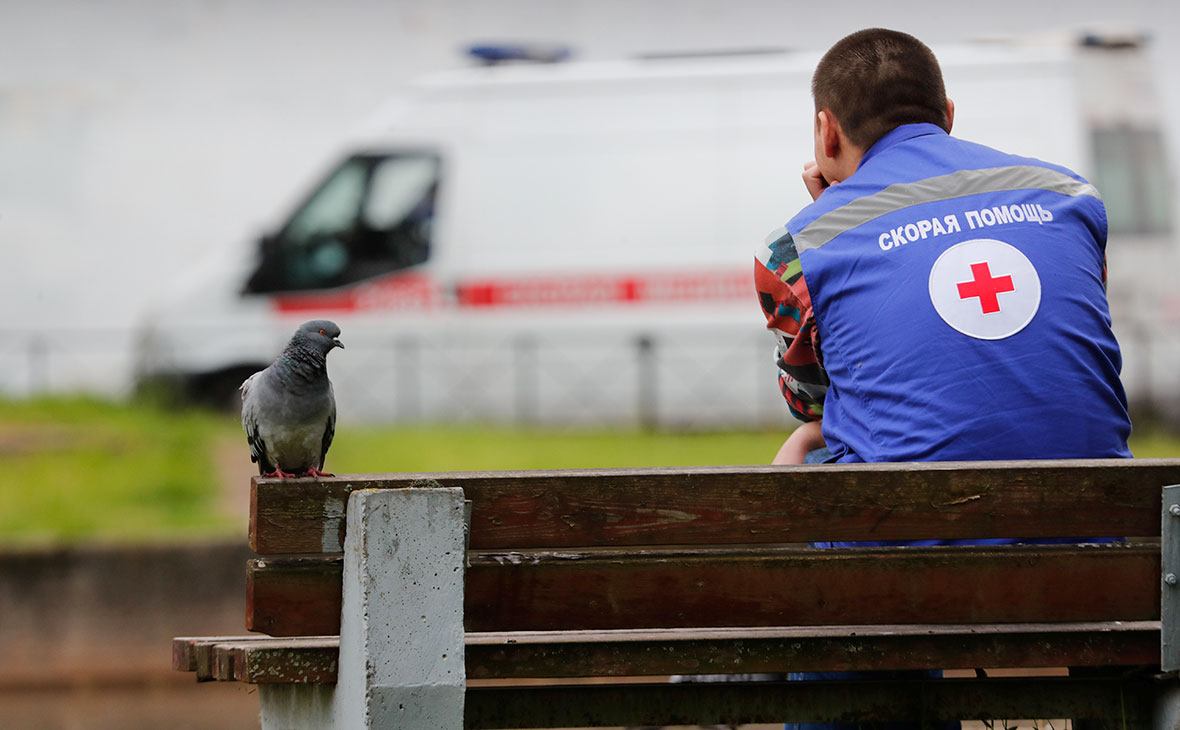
[2,1,1179,728]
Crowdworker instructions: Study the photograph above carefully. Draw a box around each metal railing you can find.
[326,329,789,428]
[3,324,1179,429]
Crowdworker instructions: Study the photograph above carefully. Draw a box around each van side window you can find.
[246,152,440,293]
[1090,126,1172,237]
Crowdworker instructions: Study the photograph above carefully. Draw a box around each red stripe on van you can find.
[273,270,749,313]
[273,273,442,313]
[456,271,750,307]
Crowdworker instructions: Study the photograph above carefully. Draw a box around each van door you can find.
[246,151,441,294]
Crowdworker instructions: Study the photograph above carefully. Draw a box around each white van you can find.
[135,35,1175,426]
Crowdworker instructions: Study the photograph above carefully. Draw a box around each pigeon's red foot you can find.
[301,467,335,479]
[263,467,299,479]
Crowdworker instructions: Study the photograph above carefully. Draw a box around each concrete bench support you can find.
[259,488,467,730]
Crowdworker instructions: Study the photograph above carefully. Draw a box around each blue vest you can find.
[787,124,1131,463]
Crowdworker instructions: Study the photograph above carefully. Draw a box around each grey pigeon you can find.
[241,320,343,478]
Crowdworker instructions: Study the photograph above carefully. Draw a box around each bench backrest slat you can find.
[245,460,1180,643]
[250,460,1174,554]
[247,543,1160,636]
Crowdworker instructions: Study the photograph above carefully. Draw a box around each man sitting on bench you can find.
[754,27,1133,730]
[758,27,1131,467]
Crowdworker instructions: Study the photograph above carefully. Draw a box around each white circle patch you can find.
[928,238,1040,340]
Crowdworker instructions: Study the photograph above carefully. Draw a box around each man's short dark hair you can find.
[812,28,949,149]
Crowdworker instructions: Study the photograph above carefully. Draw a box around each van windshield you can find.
[247,152,440,293]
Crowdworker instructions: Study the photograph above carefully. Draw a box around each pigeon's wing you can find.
[319,382,336,470]
[241,371,275,476]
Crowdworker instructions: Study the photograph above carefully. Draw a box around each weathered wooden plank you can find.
[172,636,204,673]
[172,635,269,674]
[463,621,1162,679]
[220,637,339,683]
[246,557,342,637]
[181,622,1162,684]
[246,543,1160,636]
[249,460,1180,554]
[463,676,1156,728]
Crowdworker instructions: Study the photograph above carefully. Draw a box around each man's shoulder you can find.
[779,132,1096,251]
[928,134,1092,185]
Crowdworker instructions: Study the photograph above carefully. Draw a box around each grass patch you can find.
[0,395,238,545]
[1124,427,1180,458]
[328,425,786,472]
[0,396,788,545]
[1,395,1177,545]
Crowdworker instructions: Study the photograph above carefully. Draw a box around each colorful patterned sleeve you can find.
[754,227,828,422]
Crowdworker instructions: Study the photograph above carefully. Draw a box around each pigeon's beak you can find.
[333,338,344,350]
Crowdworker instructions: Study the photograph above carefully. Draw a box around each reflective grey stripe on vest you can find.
[793,165,1102,253]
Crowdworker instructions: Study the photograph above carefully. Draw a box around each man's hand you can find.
[803,161,831,201]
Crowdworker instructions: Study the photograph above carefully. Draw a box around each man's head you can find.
[808,29,954,189]
[813,28,951,148]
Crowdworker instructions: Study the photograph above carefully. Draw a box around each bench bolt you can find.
[1171,504,1180,517]
[1168,573,1179,587]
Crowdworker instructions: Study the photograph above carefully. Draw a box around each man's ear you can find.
[818,109,842,160]
[945,98,955,133]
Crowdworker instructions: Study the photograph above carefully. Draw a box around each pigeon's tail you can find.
[319,412,336,477]
[245,425,275,476]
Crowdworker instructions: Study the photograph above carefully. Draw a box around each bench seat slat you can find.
[172,635,270,675]
[178,621,1161,684]
[464,675,1157,728]
[246,543,1160,636]
[250,460,1180,554]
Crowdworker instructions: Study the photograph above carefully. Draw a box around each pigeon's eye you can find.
[319,329,326,336]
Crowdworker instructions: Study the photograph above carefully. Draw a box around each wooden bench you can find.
[175,459,1180,728]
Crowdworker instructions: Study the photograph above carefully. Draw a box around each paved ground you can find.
[0,675,260,730]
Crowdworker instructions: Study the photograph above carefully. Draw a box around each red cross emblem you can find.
[929,239,1040,340]
[956,261,1014,314]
